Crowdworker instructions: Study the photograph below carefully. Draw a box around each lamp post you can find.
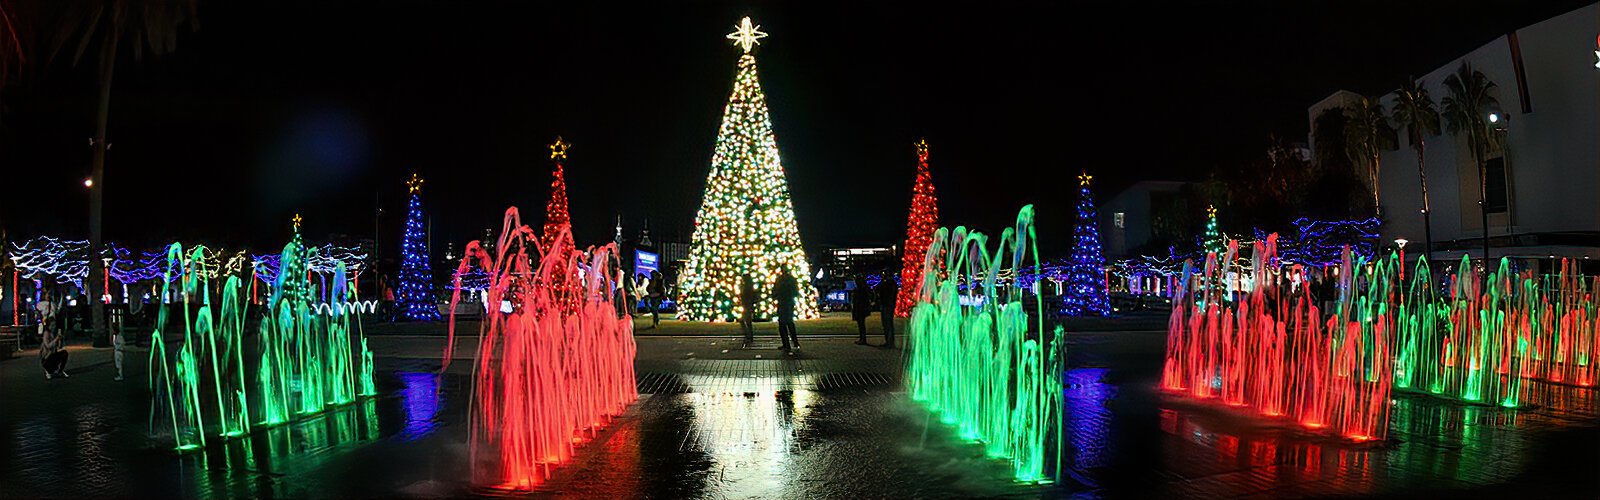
[101,257,112,304]
[85,176,108,346]
[1395,238,1408,281]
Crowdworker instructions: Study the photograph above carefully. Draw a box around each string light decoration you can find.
[677,17,820,322]
[251,244,367,285]
[1202,205,1224,257]
[10,236,92,286]
[725,16,768,53]
[397,174,441,321]
[542,136,576,254]
[541,136,581,312]
[1061,171,1110,316]
[893,139,941,318]
[1273,217,1381,268]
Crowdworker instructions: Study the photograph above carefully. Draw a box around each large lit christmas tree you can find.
[541,136,575,254]
[1061,171,1110,316]
[677,17,819,322]
[893,139,940,317]
[397,173,440,321]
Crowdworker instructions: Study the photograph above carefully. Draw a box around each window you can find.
[1114,212,1126,228]
[1484,157,1508,214]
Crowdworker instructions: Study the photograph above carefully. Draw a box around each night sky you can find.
[2,0,1591,257]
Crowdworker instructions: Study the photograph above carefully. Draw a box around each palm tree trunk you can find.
[88,31,118,347]
[1416,144,1434,274]
[1371,154,1382,217]
[1477,148,1490,285]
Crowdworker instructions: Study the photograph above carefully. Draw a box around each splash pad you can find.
[1162,236,1600,443]
[1393,255,1599,403]
[1161,237,1393,442]
[443,207,637,490]
[905,205,1066,484]
[147,233,378,451]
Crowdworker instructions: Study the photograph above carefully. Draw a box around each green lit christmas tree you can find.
[1203,204,1224,257]
[677,17,819,322]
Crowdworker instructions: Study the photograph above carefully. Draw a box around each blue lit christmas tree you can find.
[1061,171,1110,316]
[397,173,440,321]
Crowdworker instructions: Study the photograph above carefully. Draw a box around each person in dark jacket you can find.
[874,276,899,347]
[774,271,800,352]
[851,276,872,345]
[646,270,665,328]
[739,277,758,346]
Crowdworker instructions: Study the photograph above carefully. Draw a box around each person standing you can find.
[381,276,396,322]
[112,314,125,381]
[646,270,665,328]
[774,271,800,353]
[851,276,872,345]
[739,277,757,346]
[874,275,899,348]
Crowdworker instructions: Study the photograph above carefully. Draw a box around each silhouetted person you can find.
[851,277,872,345]
[647,270,665,328]
[775,271,800,352]
[874,276,898,347]
[739,277,757,345]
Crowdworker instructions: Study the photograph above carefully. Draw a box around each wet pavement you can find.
[2,329,1596,498]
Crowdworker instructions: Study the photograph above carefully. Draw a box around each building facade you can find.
[1342,3,1599,263]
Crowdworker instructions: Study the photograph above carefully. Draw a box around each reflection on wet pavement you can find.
[2,335,1595,498]
[534,359,1057,499]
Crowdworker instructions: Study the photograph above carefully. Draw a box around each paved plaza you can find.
[1,323,1596,498]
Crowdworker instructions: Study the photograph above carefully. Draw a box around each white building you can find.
[1099,181,1189,259]
[1331,2,1599,263]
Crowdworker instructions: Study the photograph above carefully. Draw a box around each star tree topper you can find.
[1079,171,1092,187]
[915,138,930,161]
[292,213,303,232]
[726,16,768,53]
[549,136,570,160]
[407,173,424,194]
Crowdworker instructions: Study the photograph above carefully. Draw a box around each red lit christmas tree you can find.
[894,139,940,317]
[541,136,575,255]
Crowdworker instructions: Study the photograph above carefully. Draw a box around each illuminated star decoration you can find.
[915,138,930,161]
[726,16,768,53]
[549,136,570,161]
[292,213,303,233]
[1207,205,1217,218]
[1079,171,1093,187]
[407,173,424,194]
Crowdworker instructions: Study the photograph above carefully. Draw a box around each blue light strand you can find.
[1060,176,1110,316]
[396,190,440,321]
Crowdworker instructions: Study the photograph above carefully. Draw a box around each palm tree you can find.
[49,0,199,345]
[0,0,28,117]
[1390,78,1441,266]
[1343,96,1395,217]
[1441,62,1498,268]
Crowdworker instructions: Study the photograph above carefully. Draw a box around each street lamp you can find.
[1395,238,1408,281]
[101,257,113,304]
